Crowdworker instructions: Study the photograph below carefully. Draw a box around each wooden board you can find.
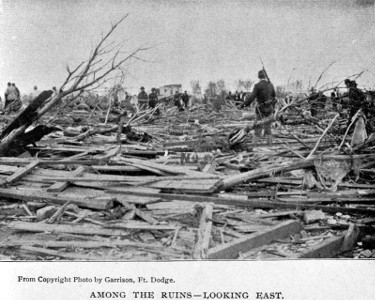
[207,220,302,259]
[0,188,113,210]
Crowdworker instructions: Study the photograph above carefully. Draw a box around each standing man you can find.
[344,79,368,126]
[241,70,276,146]
[148,88,159,114]
[182,90,189,108]
[137,86,148,110]
[4,82,17,113]
[173,91,182,110]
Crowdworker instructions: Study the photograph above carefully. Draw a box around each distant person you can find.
[32,86,39,99]
[235,90,240,101]
[344,79,368,127]
[4,82,22,113]
[137,86,148,110]
[226,91,233,101]
[52,86,58,97]
[12,83,20,100]
[4,82,16,113]
[182,91,189,108]
[173,91,182,110]
[148,88,159,114]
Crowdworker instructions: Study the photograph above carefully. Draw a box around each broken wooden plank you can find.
[3,160,40,185]
[207,220,302,259]
[0,188,113,210]
[107,189,375,216]
[8,221,131,237]
[46,166,86,192]
[193,203,213,259]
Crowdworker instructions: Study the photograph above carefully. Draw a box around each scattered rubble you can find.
[0,91,374,261]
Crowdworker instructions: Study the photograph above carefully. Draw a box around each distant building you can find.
[159,84,182,97]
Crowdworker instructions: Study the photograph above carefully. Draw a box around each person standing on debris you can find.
[4,82,18,113]
[137,86,148,110]
[12,83,20,100]
[344,79,370,146]
[182,91,189,108]
[173,91,182,110]
[148,88,159,114]
[344,79,368,125]
[240,70,276,146]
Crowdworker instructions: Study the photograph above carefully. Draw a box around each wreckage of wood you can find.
[207,220,302,259]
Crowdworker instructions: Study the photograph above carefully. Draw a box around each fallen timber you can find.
[0,97,374,260]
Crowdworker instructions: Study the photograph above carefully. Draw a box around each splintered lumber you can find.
[47,166,85,192]
[193,203,213,259]
[104,222,177,231]
[220,158,313,190]
[148,179,222,194]
[134,209,158,225]
[0,188,113,210]
[220,153,375,190]
[207,220,302,259]
[290,233,350,259]
[4,160,40,185]
[8,222,131,237]
[107,189,375,215]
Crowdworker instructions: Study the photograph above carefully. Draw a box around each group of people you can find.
[230,69,375,150]
[173,90,189,111]
[2,82,22,114]
[137,86,190,114]
[1,84,43,114]
[226,91,247,103]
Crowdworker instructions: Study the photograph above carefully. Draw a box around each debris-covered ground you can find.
[0,93,374,261]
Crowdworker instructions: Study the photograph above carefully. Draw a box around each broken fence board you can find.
[207,220,302,259]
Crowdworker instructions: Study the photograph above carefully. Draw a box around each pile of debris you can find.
[0,93,374,260]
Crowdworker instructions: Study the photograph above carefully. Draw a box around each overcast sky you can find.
[1,0,375,95]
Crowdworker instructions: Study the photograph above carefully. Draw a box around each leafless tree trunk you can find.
[0,14,150,157]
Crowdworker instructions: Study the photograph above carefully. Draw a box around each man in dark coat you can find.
[344,79,368,126]
[241,70,276,146]
[148,88,159,114]
[181,91,189,108]
[137,86,148,110]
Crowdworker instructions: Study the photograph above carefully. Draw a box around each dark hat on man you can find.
[258,70,266,79]
[140,86,145,90]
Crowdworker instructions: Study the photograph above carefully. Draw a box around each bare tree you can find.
[0,15,151,156]
[39,14,150,117]
[205,81,217,98]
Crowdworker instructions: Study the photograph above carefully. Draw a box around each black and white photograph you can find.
[1,0,375,298]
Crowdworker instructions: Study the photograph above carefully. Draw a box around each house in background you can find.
[159,84,182,97]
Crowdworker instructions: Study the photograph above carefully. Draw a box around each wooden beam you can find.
[8,221,131,237]
[193,203,213,259]
[0,188,113,210]
[207,220,302,259]
[4,160,40,185]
